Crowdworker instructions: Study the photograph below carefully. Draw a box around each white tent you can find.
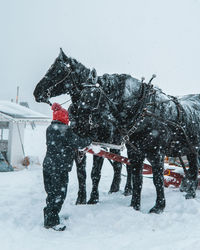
[0,101,50,170]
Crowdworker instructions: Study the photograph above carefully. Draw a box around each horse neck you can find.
[70,60,90,84]
[78,68,90,84]
[68,66,91,103]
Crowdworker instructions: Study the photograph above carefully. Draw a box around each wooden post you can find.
[16,86,19,104]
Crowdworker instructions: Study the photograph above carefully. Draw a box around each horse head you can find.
[33,48,90,104]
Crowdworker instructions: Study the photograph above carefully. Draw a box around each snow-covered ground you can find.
[1,125,200,250]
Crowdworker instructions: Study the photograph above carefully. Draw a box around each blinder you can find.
[79,83,103,111]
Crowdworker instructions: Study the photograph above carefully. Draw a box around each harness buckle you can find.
[123,135,129,142]
[128,126,137,135]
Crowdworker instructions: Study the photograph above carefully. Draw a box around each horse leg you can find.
[109,149,122,193]
[148,154,166,214]
[127,148,144,210]
[87,155,104,204]
[75,154,87,205]
[183,152,199,199]
[123,164,133,196]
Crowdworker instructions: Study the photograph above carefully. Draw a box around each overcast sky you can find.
[1,0,200,115]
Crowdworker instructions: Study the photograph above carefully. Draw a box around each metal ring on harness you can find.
[89,114,93,125]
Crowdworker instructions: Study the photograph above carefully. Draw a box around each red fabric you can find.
[51,102,69,125]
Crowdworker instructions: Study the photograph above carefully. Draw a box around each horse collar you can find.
[120,82,156,145]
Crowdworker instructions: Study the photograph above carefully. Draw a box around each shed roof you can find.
[0,101,51,122]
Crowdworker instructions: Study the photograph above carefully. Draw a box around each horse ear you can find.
[59,48,68,61]
[91,68,98,84]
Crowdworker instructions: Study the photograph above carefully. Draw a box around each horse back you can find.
[178,94,200,110]
[176,94,200,142]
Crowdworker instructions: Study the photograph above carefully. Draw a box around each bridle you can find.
[45,68,72,106]
[45,67,93,107]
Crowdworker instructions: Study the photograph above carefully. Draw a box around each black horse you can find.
[34,49,200,213]
[34,49,132,205]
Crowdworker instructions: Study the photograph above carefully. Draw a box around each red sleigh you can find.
[84,146,200,188]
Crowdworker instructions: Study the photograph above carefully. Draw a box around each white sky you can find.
[1,0,200,115]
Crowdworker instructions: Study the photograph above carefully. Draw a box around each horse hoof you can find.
[109,186,120,193]
[75,192,86,205]
[87,198,99,205]
[185,193,196,199]
[149,205,165,214]
[123,188,132,196]
[87,191,99,204]
[75,198,86,205]
[130,202,140,211]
